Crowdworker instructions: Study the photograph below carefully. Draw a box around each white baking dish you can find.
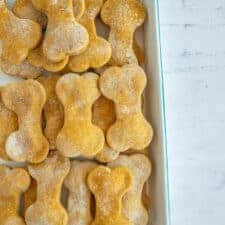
[0,0,170,225]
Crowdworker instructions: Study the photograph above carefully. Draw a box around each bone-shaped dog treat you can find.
[101,0,146,66]
[100,64,153,152]
[28,45,69,72]
[108,154,151,225]
[87,166,133,225]
[68,0,111,72]
[13,0,47,29]
[0,0,42,64]
[0,89,18,160]
[31,0,89,63]
[1,80,49,163]
[92,96,119,163]
[56,73,104,157]
[25,152,70,225]
[0,166,30,225]
[38,74,64,150]
[64,160,97,225]
[73,0,85,20]
[0,58,43,79]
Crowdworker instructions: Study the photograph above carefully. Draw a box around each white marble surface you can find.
[158,0,225,225]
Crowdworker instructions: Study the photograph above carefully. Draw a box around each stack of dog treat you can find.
[0,0,154,225]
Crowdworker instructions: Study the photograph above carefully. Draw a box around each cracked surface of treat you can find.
[93,96,119,163]
[38,74,64,150]
[1,80,49,163]
[101,0,146,66]
[31,0,89,63]
[0,166,30,225]
[0,89,18,160]
[0,0,42,64]
[68,0,111,72]
[0,58,42,79]
[64,160,97,225]
[25,152,70,225]
[100,64,153,152]
[108,154,151,225]
[13,0,47,29]
[56,73,104,157]
[87,166,133,225]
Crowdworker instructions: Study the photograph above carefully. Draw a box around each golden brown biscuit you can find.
[68,0,111,72]
[73,0,86,20]
[108,154,151,225]
[1,80,49,163]
[25,152,70,225]
[0,88,18,160]
[100,64,153,152]
[13,0,47,29]
[31,0,89,62]
[38,74,64,150]
[56,73,104,158]
[0,0,42,64]
[101,0,146,66]
[92,96,119,163]
[87,166,133,225]
[64,160,97,225]
[0,58,43,79]
[0,166,30,225]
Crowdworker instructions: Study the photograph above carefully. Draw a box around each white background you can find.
[158,0,225,225]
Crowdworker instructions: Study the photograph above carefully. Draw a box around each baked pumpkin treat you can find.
[38,74,64,150]
[0,0,42,64]
[68,0,111,72]
[101,0,146,66]
[100,64,153,152]
[56,73,104,158]
[25,152,70,225]
[109,154,151,225]
[87,166,133,225]
[0,166,30,225]
[31,0,89,62]
[1,80,49,163]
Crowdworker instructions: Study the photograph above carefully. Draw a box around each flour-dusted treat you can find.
[0,58,43,79]
[100,64,153,152]
[92,96,119,163]
[56,73,104,157]
[0,166,30,225]
[0,88,18,160]
[87,166,133,225]
[109,154,152,225]
[31,0,89,62]
[64,160,97,225]
[25,152,70,225]
[0,0,42,64]
[1,80,49,163]
[38,74,64,150]
[68,0,111,72]
[101,0,146,66]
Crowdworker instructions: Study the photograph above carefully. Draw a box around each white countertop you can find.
[159,0,225,224]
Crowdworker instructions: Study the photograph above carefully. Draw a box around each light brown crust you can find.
[68,0,111,72]
[56,73,104,157]
[0,166,30,225]
[101,0,146,66]
[31,0,89,62]
[87,166,133,225]
[25,152,70,225]
[108,154,151,225]
[0,0,42,64]
[0,89,18,160]
[92,96,119,163]
[64,160,97,225]
[100,64,153,152]
[1,80,49,163]
[38,74,64,150]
